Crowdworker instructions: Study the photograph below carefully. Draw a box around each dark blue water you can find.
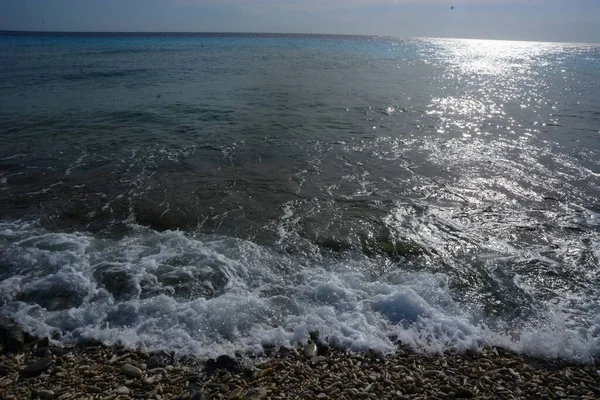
[1,32,599,360]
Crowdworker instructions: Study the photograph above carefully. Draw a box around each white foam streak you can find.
[0,221,598,362]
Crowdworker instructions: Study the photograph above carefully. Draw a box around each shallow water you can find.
[1,32,599,361]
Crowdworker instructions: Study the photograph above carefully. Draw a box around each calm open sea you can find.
[1,32,599,360]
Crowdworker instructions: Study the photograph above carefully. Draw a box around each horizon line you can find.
[0,30,598,46]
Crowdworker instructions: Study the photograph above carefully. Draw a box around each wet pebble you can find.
[1,340,599,400]
[309,356,327,366]
[0,377,12,388]
[115,386,131,395]
[21,357,52,378]
[121,363,143,378]
[304,343,317,358]
[36,389,54,398]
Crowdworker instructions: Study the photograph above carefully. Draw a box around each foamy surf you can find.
[0,220,598,362]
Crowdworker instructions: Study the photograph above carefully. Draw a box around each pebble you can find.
[304,343,317,358]
[455,388,475,398]
[38,390,55,398]
[121,363,143,378]
[0,337,598,400]
[256,367,273,378]
[309,356,327,366]
[21,357,53,377]
[244,387,267,399]
[226,387,245,399]
[115,386,131,395]
[85,385,101,393]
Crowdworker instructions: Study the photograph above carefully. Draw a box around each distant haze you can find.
[1,0,599,43]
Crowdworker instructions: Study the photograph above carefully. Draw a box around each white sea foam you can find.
[0,221,598,362]
[583,207,600,227]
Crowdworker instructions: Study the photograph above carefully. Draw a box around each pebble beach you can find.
[1,328,599,400]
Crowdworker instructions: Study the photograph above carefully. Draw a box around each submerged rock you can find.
[379,240,426,258]
[317,236,352,253]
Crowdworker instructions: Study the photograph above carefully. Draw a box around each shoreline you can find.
[1,330,599,399]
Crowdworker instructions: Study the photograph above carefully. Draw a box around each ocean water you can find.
[1,32,599,362]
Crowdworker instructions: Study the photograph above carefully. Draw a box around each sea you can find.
[0,32,599,362]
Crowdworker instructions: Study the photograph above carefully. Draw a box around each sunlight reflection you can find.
[421,39,573,141]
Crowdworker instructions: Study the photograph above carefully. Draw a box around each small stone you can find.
[309,356,327,366]
[244,388,267,399]
[316,341,330,356]
[257,367,273,378]
[205,355,244,374]
[86,385,102,393]
[316,393,327,399]
[121,363,143,378]
[191,391,207,400]
[226,387,245,400]
[0,378,12,388]
[21,357,53,377]
[144,375,161,385]
[184,373,204,382]
[455,388,475,398]
[115,386,131,395]
[148,367,167,375]
[38,390,54,399]
[34,347,71,358]
[304,343,317,358]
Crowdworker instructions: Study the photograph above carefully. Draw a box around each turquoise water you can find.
[1,32,599,360]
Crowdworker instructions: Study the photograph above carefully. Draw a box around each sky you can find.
[0,0,599,43]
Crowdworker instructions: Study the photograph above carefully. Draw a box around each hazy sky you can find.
[1,0,599,43]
